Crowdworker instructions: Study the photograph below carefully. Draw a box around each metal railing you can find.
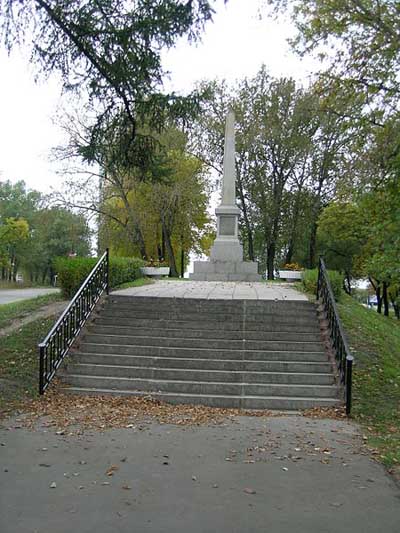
[38,249,109,394]
[317,257,354,415]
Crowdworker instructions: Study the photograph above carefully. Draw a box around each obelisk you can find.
[190,110,261,281]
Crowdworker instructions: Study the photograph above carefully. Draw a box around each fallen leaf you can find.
[106,465,119,476]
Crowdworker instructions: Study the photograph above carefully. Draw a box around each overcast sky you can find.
[0,0,318,194]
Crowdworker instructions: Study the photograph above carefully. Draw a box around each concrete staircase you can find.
[60,295,339,410]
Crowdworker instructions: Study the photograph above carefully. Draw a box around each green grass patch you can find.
[112,278,155,291]
[0,292,62,330]
[338,294,400,468]
[0,316,56,415]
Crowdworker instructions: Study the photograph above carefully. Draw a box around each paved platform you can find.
[1,415,399,533]
[113,281,307,300]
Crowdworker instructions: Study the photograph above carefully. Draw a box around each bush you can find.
[302,268,343,301]
[54,256,144,298]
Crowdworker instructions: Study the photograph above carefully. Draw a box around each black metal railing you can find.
[38,249,109,394]
[317,257,354,415]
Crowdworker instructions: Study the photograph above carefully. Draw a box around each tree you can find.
[97,131,212,276]
[24,208,91,283]
[0,217,29,280]
[0,0,217,171]
[267,0,400,119]
[0,179,91,283]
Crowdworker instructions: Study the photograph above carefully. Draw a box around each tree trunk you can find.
[382,281,389,316]
[180,247,185,278]
[135,227,147,260]
[309,219,318,269]
[162,222,178,277]
[237,182,254,261]
[266,242,275,280]
[389,294,400,319]
[377,285,382,314]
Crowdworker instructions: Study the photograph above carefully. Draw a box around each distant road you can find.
[0,288,60,305]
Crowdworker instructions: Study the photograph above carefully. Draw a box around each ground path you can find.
[0,414,399,533]
[0,288,60,305]
[113,280,307,300]
[0,300,68,337]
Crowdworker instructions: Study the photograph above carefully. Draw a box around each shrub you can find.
[54,256,144,298]
[302,268,343,301]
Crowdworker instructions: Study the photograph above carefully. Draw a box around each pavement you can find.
[113,280,307,300]
[1,415,399,533]
[0,288,60,305]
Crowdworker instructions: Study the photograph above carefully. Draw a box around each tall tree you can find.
[0,0,217,170]
[267,0,400,118]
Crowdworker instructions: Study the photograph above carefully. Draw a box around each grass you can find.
[337,294,400,469]
[0,292,62,330]
[112,277,155,291]
[0,316,56,415]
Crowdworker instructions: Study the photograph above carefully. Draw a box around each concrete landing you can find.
[113,281,307,301]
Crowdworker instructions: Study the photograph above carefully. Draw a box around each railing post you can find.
[345,355,354,415]
[106,248,110,295]
[39,344,45,395]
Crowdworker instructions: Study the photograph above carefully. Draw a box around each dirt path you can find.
[0,301,69,337]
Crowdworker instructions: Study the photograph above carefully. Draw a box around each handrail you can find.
[38,249,109,394]
[317,257,354,415]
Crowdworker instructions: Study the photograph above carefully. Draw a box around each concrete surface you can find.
[113,281,307,300]
[0,416,399,533]
[0,288,60,305]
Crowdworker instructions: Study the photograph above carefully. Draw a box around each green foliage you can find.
[193,68,354,278]
[302,268,343,301]
[54,256,144,298]
[267,0,400,115]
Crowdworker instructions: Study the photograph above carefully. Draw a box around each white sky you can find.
[0,0,317,194]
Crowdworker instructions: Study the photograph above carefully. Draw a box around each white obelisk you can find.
[210,109,243,262]
[190,110,261,281]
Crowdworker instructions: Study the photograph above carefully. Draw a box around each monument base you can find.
[189,260,262,282]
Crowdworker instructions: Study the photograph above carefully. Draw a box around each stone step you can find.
[63,387,340,411]
[71,353,332,374]
[61,387,340,409]
[93,317,321,333]
[108,296,315,311]
[103,301,318,315]
[87,324,322,342]
[99,309,318,323]
[78,342,327,362]
[64,362,334,385]
[61,374,338,398]
[82,333,324,353]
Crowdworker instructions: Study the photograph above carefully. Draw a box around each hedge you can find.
[302,268,343,301]
[54,256,145,298]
